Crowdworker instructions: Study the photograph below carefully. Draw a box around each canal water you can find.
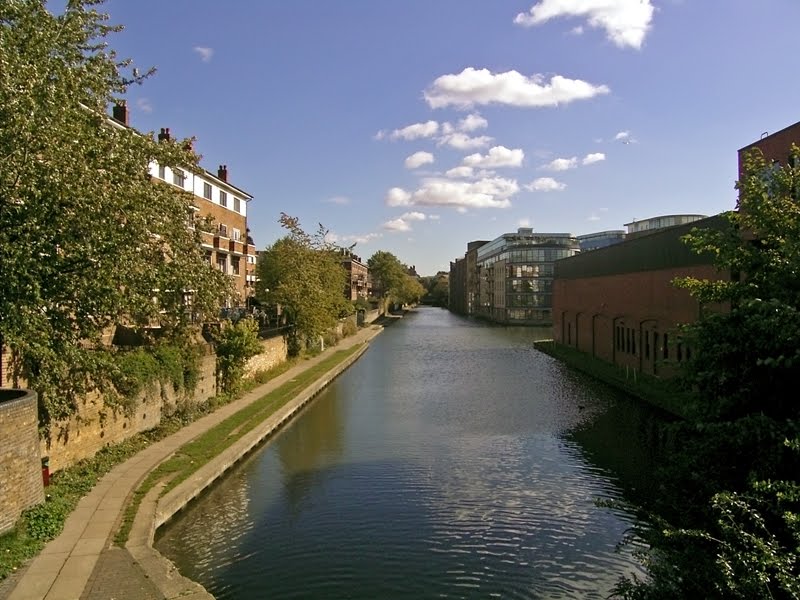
[156,307,661,599]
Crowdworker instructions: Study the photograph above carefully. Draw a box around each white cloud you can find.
[390,120,439,141]
[463,146,524,169]
[582,152,605,165]
[404,151,435,169]
[429,214,441,220]
[135,98,153,114]
[446,166,475,179]
[424,67,609,109]
[615,130,636,144]
[441,122,454,135]
[458,113,488,132]
[327,231,382,246]
[386,187,412,207]
[514,0,655,50]
[383,218,412,232]
[193,46,214,62]
[571,25,584,35]
[438,132,493,150]
[587,207,608,221]
[544,156,578,171]
[382,212,427,233]
[526,177,566,192]
[385,176,519,210]
[324,196,351,205]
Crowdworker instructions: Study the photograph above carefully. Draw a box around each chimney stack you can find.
[158,127,171,142]
[112,102,129,126]
[218,164,228,182]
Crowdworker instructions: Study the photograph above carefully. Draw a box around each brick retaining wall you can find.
[0,390,44,535]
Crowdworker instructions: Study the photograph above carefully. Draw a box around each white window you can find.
[173,168,186,187]
[158,164,166,179]
[219,190,228,207]
[203,182,212,200]
[232,228,241,242]
[234,197,241,212]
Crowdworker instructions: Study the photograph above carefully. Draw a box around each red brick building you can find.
[738,119,800,176]
[340,252,371,301]
[552,215,728,376]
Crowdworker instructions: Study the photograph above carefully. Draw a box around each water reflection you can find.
[157,308,663,599]
[275,386,345,516]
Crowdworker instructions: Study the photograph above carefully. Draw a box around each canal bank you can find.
[2,324,384,600]
[534,339,693,419]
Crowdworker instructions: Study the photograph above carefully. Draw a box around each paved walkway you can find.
[2,325,383,600]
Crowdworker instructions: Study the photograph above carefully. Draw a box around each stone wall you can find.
[243,335,289,377]
[0,390,44,535]
[42,350,218,473]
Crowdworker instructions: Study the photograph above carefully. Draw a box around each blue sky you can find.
[104,0,800,275]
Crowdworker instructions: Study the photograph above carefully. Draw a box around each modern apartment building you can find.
[577,230,625,251]
[449,228,579,325]
[623,214,707,239]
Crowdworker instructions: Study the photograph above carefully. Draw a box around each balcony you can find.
[228,239,245,255]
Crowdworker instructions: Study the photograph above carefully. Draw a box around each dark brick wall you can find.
[739,120,800,176]
[0,390,44,534]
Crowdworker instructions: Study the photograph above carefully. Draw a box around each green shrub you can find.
[214,318,262,393]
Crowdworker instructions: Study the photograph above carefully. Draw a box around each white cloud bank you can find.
[582,152,605,164]
[405,151,435,169]
[424,67,609,109]
[514,0,655,50]
[386,176,519,210]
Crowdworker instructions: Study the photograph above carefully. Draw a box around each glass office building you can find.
[474,228,579,324]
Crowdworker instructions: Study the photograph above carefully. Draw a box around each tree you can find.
[367,251,409,301]
[616,147,800,599]
[256,214,350,353]
[0,0,231,423]
[675,146,800,422]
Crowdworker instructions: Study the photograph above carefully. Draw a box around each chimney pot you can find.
[158,127,171,142]
[218,164,228,182]
[112,102,129,126]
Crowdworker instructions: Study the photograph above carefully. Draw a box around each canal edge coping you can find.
[125,329,381,599]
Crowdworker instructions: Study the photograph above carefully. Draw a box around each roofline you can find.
[623,214,707,227]
[738,119,800,153]
[107,109,254,200]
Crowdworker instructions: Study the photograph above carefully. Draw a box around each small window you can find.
[218,224,228,237]
[173,168,186,187]
[232,257,240,276]
[203,182,212,200]
[219,190,228,207]
[158,165,166,179]
[216,254,227,273]
[234,197,241,213]
[232,228,241,242]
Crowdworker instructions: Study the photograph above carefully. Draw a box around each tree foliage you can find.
[367,250,424,306]
[0,0,230,424]
[256,214,350,351]
[213,318,262,393]
[617,148,800,599]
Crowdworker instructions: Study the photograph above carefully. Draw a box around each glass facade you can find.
[474,229,579,324]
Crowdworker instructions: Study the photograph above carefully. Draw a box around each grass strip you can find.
[534,339,695,419]
[115,344,362,544]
